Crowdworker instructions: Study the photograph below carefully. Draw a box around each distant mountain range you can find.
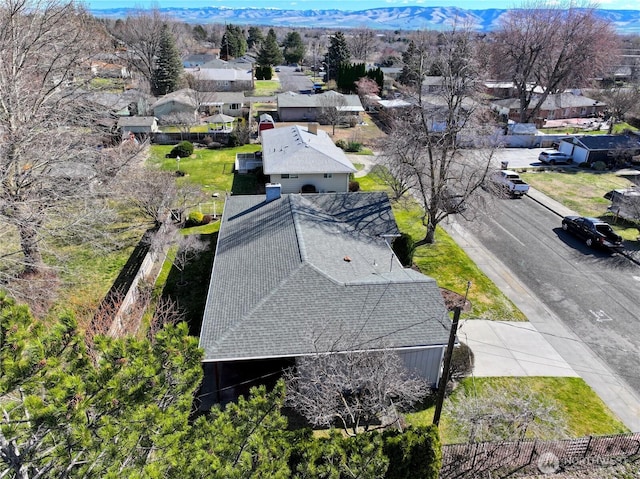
[91,6,640,34]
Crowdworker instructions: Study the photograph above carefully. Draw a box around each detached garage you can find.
[558,133,640,166]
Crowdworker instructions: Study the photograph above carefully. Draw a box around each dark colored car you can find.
[561,216,623,250]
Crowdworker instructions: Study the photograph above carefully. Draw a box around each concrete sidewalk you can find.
[458,320,578,377]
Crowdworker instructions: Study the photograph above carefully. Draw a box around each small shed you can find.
[204,113,235,133]
[258,113,276,137]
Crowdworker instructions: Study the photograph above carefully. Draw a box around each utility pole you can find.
[432,305,461,426]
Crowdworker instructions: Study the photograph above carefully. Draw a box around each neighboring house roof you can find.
[151,89,198,110]
[186,67,253,82]
[377,99,412,109]
[199,192,450,362]
[261,125,357,175]
[566,134,640,151]
[183,53,218,67]
[493,92,604,111]
[277,91,364,112]
[116,116,158,129]
[202,91,246,107]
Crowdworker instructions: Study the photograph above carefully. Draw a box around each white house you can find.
[261,124,357,193]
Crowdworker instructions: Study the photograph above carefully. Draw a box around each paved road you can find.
[274,65,315,93]
[446,194,640,430]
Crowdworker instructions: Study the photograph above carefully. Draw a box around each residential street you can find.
[444,191,640,431]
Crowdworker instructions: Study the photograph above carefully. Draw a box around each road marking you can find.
[492,221,527,248]
[589,309,613,322]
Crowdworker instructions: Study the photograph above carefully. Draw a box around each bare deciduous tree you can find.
[318,91,348,135]
[172,234,207,286]
[592,85,640,133]
[109,8,175,93]
[378,27,497,245]
[444,383,569,443]
[284,348,429,436]
[0,0,139,305]
[348,27,376,63]
[488,1,619,123]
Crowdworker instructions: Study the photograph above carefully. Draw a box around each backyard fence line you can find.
[440,432,640,478]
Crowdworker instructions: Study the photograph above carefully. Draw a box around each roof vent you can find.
[343,256,351,262]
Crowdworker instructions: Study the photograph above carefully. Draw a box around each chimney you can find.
[307,122,319,135]
[265,183,282,202]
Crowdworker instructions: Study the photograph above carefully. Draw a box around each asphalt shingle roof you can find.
[261,125,356,175]
[199,192,451,362]
[573,134,640,151]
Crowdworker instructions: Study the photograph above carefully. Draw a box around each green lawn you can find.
[252,80,280,96]
[520,169,639,240]
[406,377,629,444]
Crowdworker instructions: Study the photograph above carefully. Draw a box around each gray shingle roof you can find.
[277,91,364,110]
[572,134,640,151]
[261,125,356,175]
[493,92,603,111]
[199,192,451,362]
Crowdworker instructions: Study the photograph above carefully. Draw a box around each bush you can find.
[578,161,590,169]
[592,161,607,171]
[449,342,474,381]
[383,426,442,479]
[392,233,416,267]
[349,181,360,192]
[335,139,347,150]
[185,211,204,227]
[346,141,362,152]
[169,141,194,158]
[201,214,213,225]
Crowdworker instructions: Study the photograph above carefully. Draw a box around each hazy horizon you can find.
[86,0,640,11]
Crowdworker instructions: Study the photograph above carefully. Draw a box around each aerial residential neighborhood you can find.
[1,0,640,477]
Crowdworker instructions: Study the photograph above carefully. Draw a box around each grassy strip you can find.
[520,170,639,240]
[252,80,280,96]
[405,377,628,444]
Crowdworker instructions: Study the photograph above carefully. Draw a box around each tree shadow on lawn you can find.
[161,232,217,337]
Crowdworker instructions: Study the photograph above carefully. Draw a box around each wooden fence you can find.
[440,433,640,478]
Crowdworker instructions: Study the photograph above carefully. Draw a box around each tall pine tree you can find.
[324,31,351,83]
[220,24,247,60]
[151,24,183,96]
[257,28,284,67]
[282,31,306,65]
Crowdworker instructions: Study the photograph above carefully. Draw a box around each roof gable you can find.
[200,193,450,362]
[261,125,356,174]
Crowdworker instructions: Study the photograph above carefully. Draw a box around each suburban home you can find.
[116,116,159,140]
[201,91,247,117]
[277,91,364,123]
[151,89,198,121]
[198,189,452,406]
[557,133,640,165]
[260,123,356,193]
[492,92,606,126]
[185,62,254,92]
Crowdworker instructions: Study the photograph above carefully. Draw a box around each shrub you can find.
[449,342,474,381]
[392,233,416,267]
[335,139,347,150]
[186,211,204,227]
[592,161,607,171]
[578,161,590,169]
[169,141,194,158]
[228,132,241,147]
[383,426,442,479]
[346,141,362,152]
[201,214,213,225]
[349,181,360,192]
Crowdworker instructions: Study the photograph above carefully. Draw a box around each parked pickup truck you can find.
[491,170,530,198]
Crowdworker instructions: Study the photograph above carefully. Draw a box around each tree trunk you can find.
[18,222,44,274]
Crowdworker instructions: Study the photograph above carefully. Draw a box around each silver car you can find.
[538,151,572,164]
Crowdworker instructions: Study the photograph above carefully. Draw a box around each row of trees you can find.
[0,293,442,478]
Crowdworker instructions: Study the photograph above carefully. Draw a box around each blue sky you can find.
[86,0,638,11]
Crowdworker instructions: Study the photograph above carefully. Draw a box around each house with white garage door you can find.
[558,133,640,166]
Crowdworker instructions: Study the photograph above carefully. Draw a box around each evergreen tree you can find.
[257,28,284,67]
[192,24,207,42]
[399,40,423,88]
[151,24,183,96]
[220,24,247,60]
[324,31,351,83]
[282,31,306,65]
[247,26,264,51]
